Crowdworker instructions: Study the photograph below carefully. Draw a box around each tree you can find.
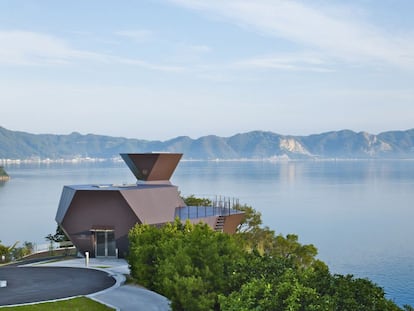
[45,225,69,243]
[128,223,165,288]
[0,240,19,262]
[220,250,331,311]
[0,241,10,262]
[182,195,212,206]
[328,274,402,311]
[11,241,34,260]
[236,204,263,233]
[129,219,244,311]
[219,277,278,311]
[127,197,409,311]
[45,225,71,255]
[235,205,318,268]
[269,234,318,268]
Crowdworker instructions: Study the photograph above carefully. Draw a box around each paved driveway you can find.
[0,266,115,306]
[92,284,170,311]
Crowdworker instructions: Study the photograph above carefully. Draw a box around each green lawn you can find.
[0,297,114,310]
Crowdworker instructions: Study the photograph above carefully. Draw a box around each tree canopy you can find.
[45,225,70,243]
[128,198,409,311]
[0,240,33,262]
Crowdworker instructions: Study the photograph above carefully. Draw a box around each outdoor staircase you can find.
[214,216,225,232]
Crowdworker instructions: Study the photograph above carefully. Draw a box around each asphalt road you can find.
[0,266,115,306]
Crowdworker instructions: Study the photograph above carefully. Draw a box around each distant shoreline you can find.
[2,156,414,166]
[1,127,413,163]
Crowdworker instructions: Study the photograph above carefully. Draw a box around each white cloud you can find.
[0,30,104,66]
[188,44,212,53]
[113,56,185,72]
[234,53,333,72]
[0,30,184,72]
[169,0,414,69]
[114,29,154,41]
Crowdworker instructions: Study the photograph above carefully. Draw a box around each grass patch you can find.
[0,297,114,310]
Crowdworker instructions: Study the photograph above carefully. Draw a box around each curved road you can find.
[0,266,115,306]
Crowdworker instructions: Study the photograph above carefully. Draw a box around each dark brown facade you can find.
[56,153,244,258]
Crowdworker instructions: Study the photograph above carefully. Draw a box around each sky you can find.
[1,0,413,140]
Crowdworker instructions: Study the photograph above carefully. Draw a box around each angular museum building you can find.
[56,153,245,258]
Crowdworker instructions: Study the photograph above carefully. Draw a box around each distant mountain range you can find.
[1,126,413,160]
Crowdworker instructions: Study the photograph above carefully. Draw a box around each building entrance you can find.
[95,230,116,257]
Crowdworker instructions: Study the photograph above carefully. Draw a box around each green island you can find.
[0,166,9,181]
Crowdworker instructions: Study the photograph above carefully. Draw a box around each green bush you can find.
[128,202,408,311]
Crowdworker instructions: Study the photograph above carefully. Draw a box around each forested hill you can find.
[1,126,413,160]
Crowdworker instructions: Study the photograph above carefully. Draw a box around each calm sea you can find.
[1,160,413,306]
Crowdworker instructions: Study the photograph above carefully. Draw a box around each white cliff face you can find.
[362,132,392,155]
[378,141,392,152]
[279,138,310,155]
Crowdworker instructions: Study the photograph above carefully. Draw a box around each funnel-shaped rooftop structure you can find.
[120,153,182,181]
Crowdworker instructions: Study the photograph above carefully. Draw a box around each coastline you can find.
[1,156,414,166]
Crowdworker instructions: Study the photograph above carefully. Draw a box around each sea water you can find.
[0,160,413,306]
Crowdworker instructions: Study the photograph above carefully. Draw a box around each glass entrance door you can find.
[96,231,106,257]
[107,231,116,257]
[95,231,116,257]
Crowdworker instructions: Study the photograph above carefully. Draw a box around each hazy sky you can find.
[1,0,413,140]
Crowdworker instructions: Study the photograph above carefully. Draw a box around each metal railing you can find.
[176,196,243,220]
[33,242,74,253]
